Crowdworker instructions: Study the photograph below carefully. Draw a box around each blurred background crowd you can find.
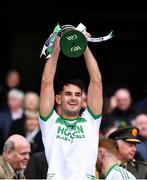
[0,68,147,163]
[1,68,147,179]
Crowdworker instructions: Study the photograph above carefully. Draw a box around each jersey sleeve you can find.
[112,167,137,180]
[81,107,102,132]
[39,109,59,137]
[112,171,136,180]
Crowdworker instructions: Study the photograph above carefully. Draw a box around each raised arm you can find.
[84,46,103,115]
[39,36,60,116]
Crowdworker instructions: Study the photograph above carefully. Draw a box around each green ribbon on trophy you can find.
[40,23,114,59]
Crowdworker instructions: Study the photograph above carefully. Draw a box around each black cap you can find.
[108,127,140,143]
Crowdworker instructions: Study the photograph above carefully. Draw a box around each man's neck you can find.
[104,163,119,177]
[61,113,79,120]
[102,158,119,176]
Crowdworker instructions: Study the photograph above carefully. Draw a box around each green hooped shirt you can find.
[105,164,136,180]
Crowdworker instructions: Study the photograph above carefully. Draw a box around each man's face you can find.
[57,84,83,117]
[8,143,31,171]
[8,96,22,111]
[115,90,131,111]
[24,93,39,111]
[6,71,20,88]
[135,114,147,139]
[117,140,136,161]
[25,117,39,132]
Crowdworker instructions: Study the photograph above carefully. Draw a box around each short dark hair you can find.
[56,79,85,94]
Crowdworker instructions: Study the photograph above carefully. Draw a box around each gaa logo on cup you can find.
[65,34,82,52]
[71,46,81,52]
[66,34,77,41]
[40,23,114,59]
[60,29,87,58]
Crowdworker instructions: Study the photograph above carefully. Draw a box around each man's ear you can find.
[55,95,61,105]
[6,149,13,159]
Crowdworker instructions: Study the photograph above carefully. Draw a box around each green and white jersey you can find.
[105,164,136,180]
[39,107,101,180]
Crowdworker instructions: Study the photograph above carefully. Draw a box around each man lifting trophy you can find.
[40,23,113,58]
[39,22,113,180]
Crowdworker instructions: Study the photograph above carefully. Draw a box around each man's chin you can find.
[20,164,28,169]
[67,110,79,116]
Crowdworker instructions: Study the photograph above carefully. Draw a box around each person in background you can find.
[8,91,40,142]
[0,89,25,154]
[23,91,39,117]
[9,111,44,155]
[0,69,23,110]
[134,113,147,161]
[96,138,136,180]
[107,88,137,127]
[0,134,31,179]
[24,111,44,154]
[108,126,147,179]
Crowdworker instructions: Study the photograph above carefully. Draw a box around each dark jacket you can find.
[24,151,48,179]
[135,135,147,161]
[126,159,147,179]
[108,106,137,126]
